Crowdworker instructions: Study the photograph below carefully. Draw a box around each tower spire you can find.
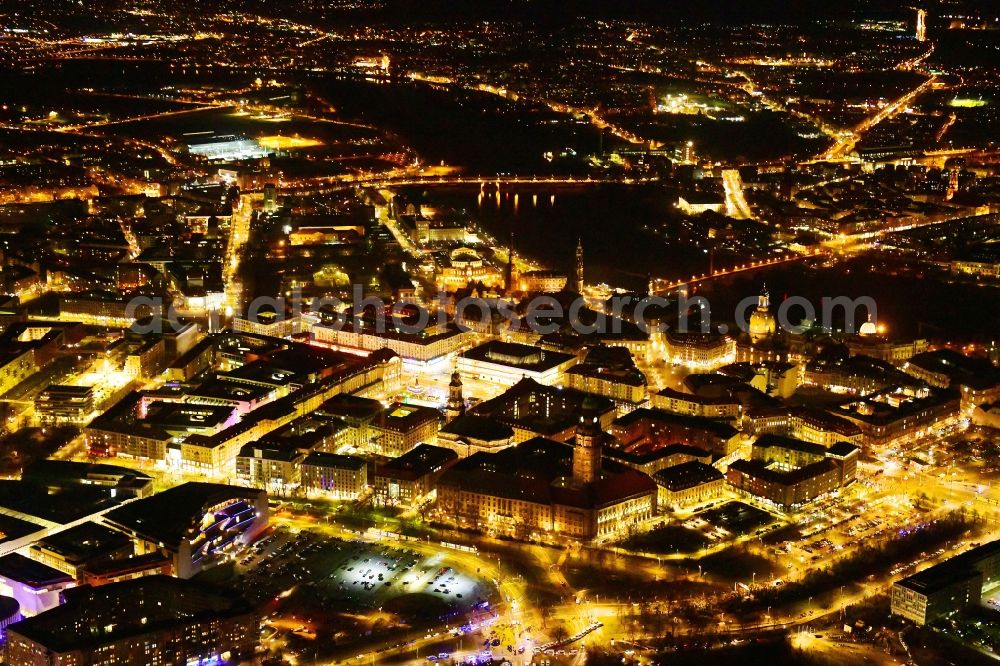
[573,397,603,485]
[575,237,584,293]
[506,227,515,294]
[445,369,465,422]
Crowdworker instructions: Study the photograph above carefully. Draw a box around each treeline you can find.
[725,511,978,616]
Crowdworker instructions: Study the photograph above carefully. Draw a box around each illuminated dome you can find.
[749,286,776,343]
[859,315,878,337]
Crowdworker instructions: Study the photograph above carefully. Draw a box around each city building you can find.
[677,192,725,214]
[518,269,568,293]
[300,452,368,499]
[0,555,73,617]
[28,522,133,580]
[34,385,95,425]
[20,460,154,500]
[370,403,442,458]
[951,248,1000,280]
[435,401,657,541]
[726,435,859,510]
[78,552,174,587]
[373,443,458,507]
[470,378,616,443]
[0,596,22,646]
[902,349,1000,414]
[892,539,1000,625]
[4,576,258,666]
[437,414,516,457]
[317,394,384,450]
[233,310,304,339]
[123,336,165,380]
[608,408,742,466]
[58,290,165,326]
[0,350,35,396]
[973,401,1000,430]
[458,341,578,387]
[606,440,714,478]
[843,335,928,365]
[802,353,922,395]
[165,335,215,382]
[142,401,239,438]
[258,416,350,454]
[84,419,174,462]
[651,387,741,421]
[235,444,304,491]
[748,287,776,344]
[745,406,864,448]
[436,247,504,291]
[103,483,269,579]
[654,461,726,510]
[662,331,736,369]
[312,319,474,365]
[564,345,648,409]
[831,386,962,449]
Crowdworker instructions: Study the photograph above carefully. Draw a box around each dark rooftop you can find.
[440,414,514,442]
[654,461,725,492]
[0,553,73,589]
[906,350,1000,391]
[460,340,575,372]
[317,394,384,422]
[375,403,441,433]
[376,444,457,481]
[301,451,367,471]
[7,575,253,654]
[439,438,656,510]
[0,480,125,525]
[104,482,264,548]
[31,522,132,566]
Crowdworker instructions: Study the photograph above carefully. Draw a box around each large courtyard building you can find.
[607,408,742,470]
[654,461,727,510]
[662,331,736,369]
[458,340,578,387]
[437,414,516,457]
[370,403,442,458]
[902,350,1000,414]
[726,435,859,511]
[470,378,616,443]
[436,400,657,541]
[830,386,962,448]
[564,345,648,409]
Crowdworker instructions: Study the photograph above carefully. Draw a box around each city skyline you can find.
[0,1,999,665]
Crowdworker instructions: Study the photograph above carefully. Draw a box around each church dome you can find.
[749,286,776,343]
[859,315,877,336]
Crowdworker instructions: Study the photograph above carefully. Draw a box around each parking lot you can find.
[685,501,777,541]
[228,527,497,662]
[237,528,488,612]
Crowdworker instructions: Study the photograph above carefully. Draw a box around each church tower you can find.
[505,229,515,294]
[575,237,584,293]
[444,370,465,422]
[572,396,604,485]
[749,284,777,343]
